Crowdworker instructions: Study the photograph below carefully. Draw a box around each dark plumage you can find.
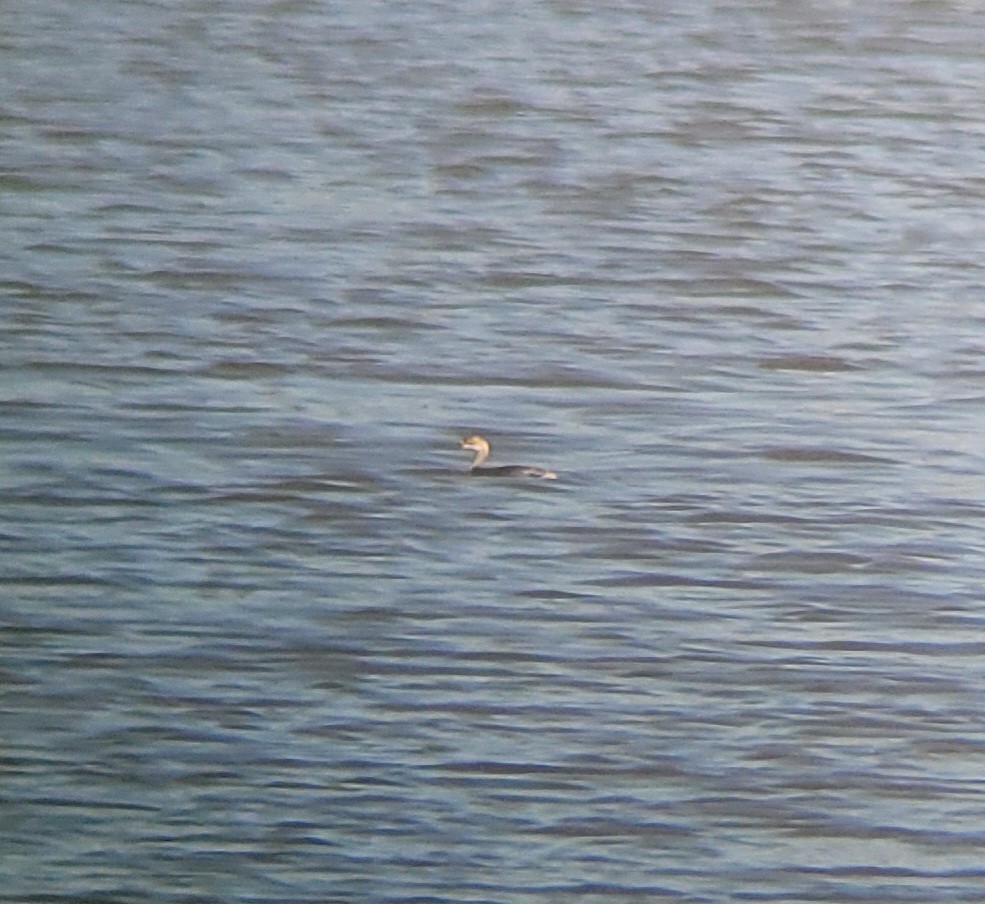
[459,434,557,480]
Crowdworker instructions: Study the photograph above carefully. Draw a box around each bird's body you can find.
[459,434,557,480]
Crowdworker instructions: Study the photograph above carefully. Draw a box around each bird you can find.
[459,434,557,479]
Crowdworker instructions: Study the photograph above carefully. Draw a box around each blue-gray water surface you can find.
[3,2,985,902]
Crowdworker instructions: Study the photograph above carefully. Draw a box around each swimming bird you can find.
[460,434,557,479]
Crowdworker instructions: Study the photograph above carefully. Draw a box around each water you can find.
[3,1,985,901]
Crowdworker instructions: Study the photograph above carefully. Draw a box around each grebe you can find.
[460,434,557,479]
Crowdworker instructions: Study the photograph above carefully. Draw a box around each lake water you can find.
[3,1,985,901]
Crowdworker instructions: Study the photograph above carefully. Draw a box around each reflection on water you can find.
[3,1,985,901]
